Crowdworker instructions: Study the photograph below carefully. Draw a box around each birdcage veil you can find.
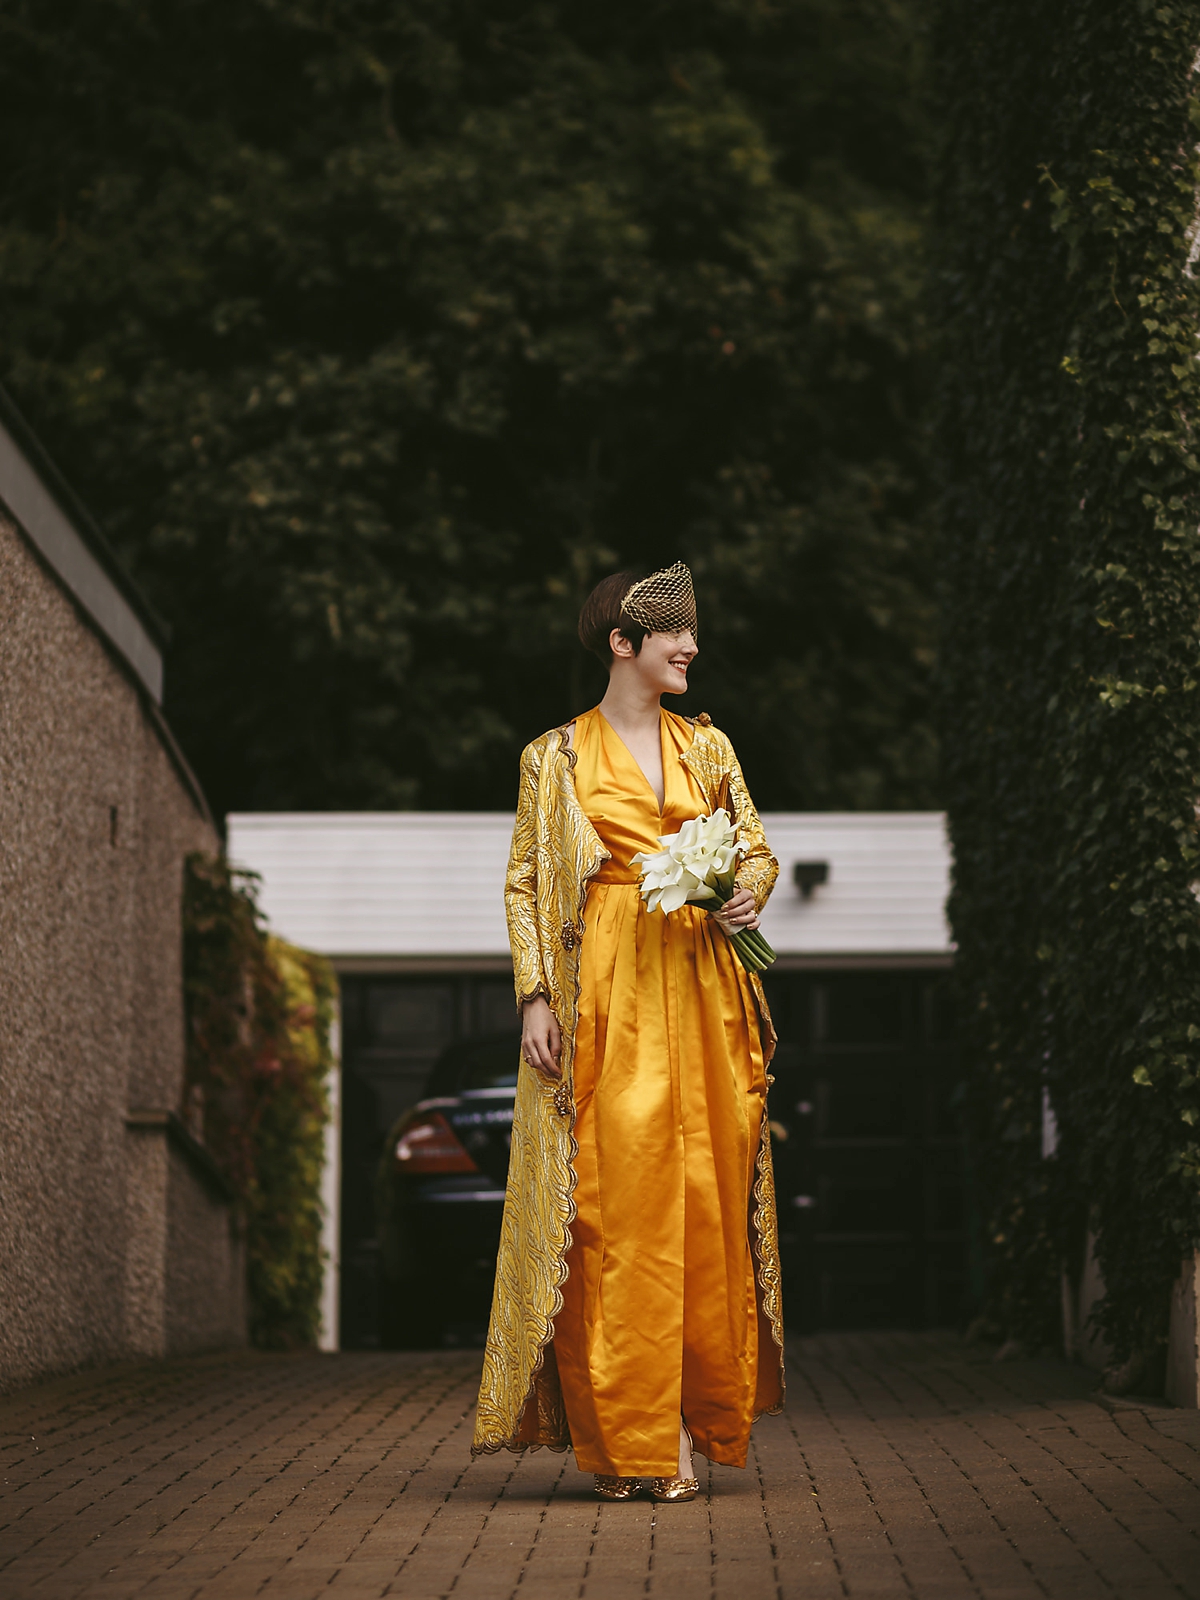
[621,561,698,639]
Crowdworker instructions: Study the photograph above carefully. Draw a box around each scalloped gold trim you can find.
[751,1114,787,1414]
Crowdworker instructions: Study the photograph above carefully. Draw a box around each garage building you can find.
[229,809,958,1350]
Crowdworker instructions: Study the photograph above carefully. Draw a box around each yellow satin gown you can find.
[554,706,769,1477]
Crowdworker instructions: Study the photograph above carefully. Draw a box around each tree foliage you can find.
[934,0,1200,1370]
[183,852,334,1348]
[1,0,934,814]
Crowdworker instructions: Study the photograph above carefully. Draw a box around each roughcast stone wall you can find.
[0,511,243,1388]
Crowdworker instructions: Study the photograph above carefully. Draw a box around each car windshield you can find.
[425,1032,519,1097]
[457,1059,519,1091]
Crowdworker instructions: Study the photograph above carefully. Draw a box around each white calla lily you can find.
[632,809,746,909]
[631,809,776,973]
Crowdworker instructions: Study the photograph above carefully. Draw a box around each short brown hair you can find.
[578,571,648,664]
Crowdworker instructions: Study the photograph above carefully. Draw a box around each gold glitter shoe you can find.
[646,1424,699,1503]
[646,1473,700,1503]
[594,1474,642,1501]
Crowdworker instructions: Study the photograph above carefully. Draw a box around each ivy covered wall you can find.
[934,1,1200,1376]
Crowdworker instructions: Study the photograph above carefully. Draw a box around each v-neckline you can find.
[597,707,666,813]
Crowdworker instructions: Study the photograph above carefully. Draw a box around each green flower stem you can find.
[728,926,776,973]
[702,882,777,970]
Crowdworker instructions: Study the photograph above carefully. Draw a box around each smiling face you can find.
[608,626,698,696]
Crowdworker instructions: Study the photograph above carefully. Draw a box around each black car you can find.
[377,1030,519,1348]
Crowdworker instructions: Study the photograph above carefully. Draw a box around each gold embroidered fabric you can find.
[472,717,784,1456]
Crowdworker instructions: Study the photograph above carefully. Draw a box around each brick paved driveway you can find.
[0,1332,1197,1599]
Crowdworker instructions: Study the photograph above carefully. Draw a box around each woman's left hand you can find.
[713,886,760,937]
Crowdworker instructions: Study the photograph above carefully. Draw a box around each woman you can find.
[472,561,784,1501]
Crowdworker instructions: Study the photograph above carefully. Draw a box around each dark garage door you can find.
[761,968,967,1332]
[337,967,966,1348]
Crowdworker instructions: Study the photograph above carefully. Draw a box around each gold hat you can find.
[621,560,698,639]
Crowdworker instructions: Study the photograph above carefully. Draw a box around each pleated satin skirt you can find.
[553,879,768,1476]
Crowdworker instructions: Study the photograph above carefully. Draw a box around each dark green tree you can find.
[1,0,933,815]
[934,0,1200,1372]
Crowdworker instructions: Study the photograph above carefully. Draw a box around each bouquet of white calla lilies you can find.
[632,809,776,973]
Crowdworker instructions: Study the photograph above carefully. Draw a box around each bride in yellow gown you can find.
[472,562,784,1501]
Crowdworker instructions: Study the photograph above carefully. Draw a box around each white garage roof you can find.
[226,811,952,968]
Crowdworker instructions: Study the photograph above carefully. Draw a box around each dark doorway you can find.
[338,971,518,1349]
[761,969,966,1332]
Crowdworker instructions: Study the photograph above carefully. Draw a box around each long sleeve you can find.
[506,741,549,1009]
[727,746,779,913]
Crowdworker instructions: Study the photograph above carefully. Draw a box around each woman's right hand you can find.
[521,996,563,1081]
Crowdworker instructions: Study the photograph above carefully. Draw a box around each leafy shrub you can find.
[182,852,335,1348]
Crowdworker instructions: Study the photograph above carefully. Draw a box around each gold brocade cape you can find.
[471,714,786,1456]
